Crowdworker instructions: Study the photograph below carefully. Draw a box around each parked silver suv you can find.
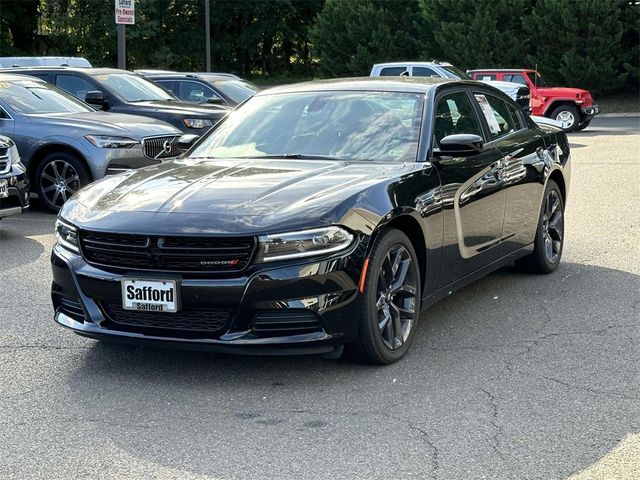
[371,61,531,111]
[0,74,186,211]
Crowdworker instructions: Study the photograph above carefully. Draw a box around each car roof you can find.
[468,68,536,73]
[257,76,459,95]
[0,73,47,82]
[0,66,135,76]
[373,61,453,68]
[142,72,240,82]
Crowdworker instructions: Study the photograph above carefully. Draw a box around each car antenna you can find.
[534,63,538,89]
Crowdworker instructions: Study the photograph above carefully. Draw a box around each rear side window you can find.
[412,67,438,77]
[474,93,517,140]
[506,103,525,130]
[56,74,97,100]
[433,91,483,144]
[177,81,224,104]
[503,74,527,85]
[155,80,176,94]
[379,67,407,76]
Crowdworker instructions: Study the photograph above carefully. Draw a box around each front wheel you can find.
[550,105,579,132]
[35,152,91,212]
[515,180,565,274]
[346,229,421,364]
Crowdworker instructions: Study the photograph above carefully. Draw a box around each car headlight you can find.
[256,226,354,262]
[85,135,139,148]
[7,143,21,166]
[55,219,80,253]
[182,118,213,129]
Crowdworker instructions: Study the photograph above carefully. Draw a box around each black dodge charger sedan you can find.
[51,77,570,364]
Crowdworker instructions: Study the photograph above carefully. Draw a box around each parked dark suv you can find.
[0,136,29,220]
[139,71,258,107]
[2,67,228,135]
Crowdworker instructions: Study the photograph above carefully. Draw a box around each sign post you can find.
[115,0,135,70]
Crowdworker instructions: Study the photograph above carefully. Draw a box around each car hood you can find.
[29,111,181,139]
[63,158,421,235]
[537,86,590,97]
[125,100,228,117]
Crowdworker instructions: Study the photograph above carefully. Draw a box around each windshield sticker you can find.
[96,75,108,81]
[0,82,8,89]
[474,94,501,134]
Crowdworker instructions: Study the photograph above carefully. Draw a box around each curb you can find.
[598,112,640,118]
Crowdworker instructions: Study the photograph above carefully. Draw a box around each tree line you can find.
[0,0,637,95]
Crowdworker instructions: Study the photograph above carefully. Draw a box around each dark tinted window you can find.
[506,103,525,130]
[177,80,224,104]
[154,80,176,94]
[503,74,527,85]
[474,93,516,140]
[380,67,407,76]
[412,67,438,77]
[433,91,483,144]
[55,74,97,100]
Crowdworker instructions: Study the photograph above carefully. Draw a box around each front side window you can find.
[92,73,175,102]
[190,91,425,162]
[211,80,257,104]
[0,79,93,114]
[503,74,527,85]
[412,67,438,78]
[177,81,223,104]
[474,93,516,140]
[433,91,483,144]
[56,74,97,101]
[526,72,547,87]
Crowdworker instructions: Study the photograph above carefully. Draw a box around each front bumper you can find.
[0,166,29,220]
[51,243,363,355]
[581,104,600,119]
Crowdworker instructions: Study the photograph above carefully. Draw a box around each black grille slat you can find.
[101,302,230,333]
[79,230,256,273]
[253,311,322,335]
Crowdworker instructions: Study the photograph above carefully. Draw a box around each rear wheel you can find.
[35,152,90,212]
[346,229,421,364]
[550,105,579,132]
[515,180,564,274]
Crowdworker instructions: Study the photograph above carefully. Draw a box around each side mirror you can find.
[84,91,108,110]
[206,97,226,105]
[434,134,484,157]
[178,134,199,151]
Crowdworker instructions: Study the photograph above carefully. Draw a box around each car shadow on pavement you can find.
[63,261,640,480]
[0,216,51,270]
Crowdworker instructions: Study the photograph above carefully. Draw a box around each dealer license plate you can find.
[0,179,7,199]
[121,278,178,313]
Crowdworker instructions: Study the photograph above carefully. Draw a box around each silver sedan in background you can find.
[0,74,189,211]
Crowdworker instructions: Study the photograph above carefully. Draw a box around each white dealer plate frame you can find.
[0,179,8,199]
[121,278,180,313]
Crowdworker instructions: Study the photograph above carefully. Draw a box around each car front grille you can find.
[142,135,182,159]
[0,149,10,174]
[100,302,231,333]
[79,230,256,273]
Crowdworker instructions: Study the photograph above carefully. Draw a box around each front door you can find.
[430,89,507,287]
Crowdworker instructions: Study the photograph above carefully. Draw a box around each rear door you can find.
[430,88,507,286]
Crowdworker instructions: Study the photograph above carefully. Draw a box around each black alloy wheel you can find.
[516,179,564,273]
[347,229,421,364]
[35,152,90,212]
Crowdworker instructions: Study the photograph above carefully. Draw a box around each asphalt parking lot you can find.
[1,116,638,480]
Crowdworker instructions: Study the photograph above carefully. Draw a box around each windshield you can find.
[190,90,424,162]
[0,79,93,114]
[212,80,257,104]
[92,73,176,102]
[442,65,471,79]
[526,72,547,87]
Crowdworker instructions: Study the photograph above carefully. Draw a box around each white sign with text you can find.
[115,0,135,25]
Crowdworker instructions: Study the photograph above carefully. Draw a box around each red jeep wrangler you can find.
[468,68,600,132]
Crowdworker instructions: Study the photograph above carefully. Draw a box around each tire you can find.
[575,119,591,132]
[515,180,565,274]
[550,105,579,132]
[35,152,91,212]
[346,229,421,364]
